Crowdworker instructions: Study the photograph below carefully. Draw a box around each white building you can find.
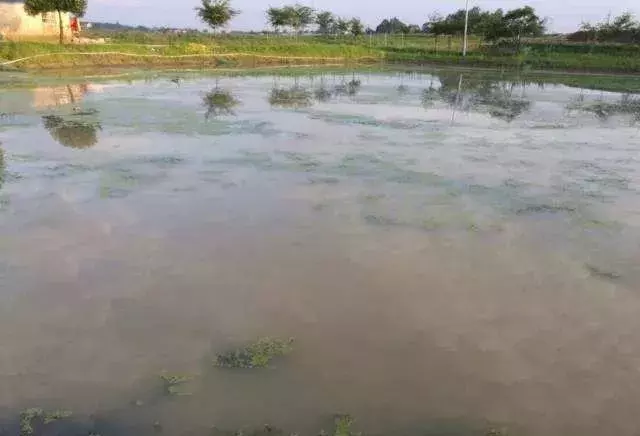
[0,0,72,40]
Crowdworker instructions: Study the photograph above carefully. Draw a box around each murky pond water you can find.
[1,68,640,436]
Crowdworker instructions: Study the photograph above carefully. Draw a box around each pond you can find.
[0,68,639,436]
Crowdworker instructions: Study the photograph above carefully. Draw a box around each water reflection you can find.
[0,146,5,190]
[334,78,362,97]
[2,71,640,436]
[269,86,313,108]
[33,84,90,109]
[42,115,101,149]
[313,75,362,102]
[568,94,640,122]
[314,85,333,102]
[203,88,240,119]
[436,73,532,122]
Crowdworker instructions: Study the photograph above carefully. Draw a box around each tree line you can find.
[569,12,640,43]
[18,0,640,46]
[195,0,547,45]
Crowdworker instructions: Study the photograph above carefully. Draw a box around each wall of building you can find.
[0,2,71,39]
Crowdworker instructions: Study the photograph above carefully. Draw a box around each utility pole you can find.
[462,0,470,56]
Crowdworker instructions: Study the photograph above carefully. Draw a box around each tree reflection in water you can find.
[429,73,532,122]
[42,115,101,149]
[313,73,362,102]
[567,93,640,123]
[203,88,240,119]
[269,86,313,108]
[0,146,5,191]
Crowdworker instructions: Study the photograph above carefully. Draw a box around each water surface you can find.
[1,69,640,436]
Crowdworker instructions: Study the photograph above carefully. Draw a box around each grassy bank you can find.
[384,46,640,73]
[2,36,640,73]
[0,40,383,70]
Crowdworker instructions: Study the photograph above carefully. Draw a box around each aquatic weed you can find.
[333,415,355,436]
[159,373,195,396]
[19,408,72,436]
[214,337,295,369]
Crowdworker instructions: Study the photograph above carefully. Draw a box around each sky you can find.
[86,0,640,33]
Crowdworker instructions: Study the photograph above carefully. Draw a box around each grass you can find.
[0,39,382,70]
[3,33,640,73]
[333,415,356,436]
[214,337,295,369]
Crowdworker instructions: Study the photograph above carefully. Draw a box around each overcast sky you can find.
[86,0,640,32]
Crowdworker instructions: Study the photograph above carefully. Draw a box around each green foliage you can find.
[23,0,88,43]
[570,12,640,43]
[333,18,350,35]
[20,408,73,436]
[159,373,195,396]
[266,7,288,32]
[316,11,335,35]
[214,337,294,368]
[427,7,488,35]
[23,0,88,16]
[375,17,409,34]
[333,415,355,436]
[266,5,315,34]
[203,88,240,119]
[349,19,365,37]
[196,0,239,32]
[288,4,315,34]
[269,86,313,108]
[424,5,545,46]
[42,115,100,149]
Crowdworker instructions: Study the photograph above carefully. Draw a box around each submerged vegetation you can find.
[159,373,195,396]
[19,408,73,436]
[332,415,356,436]
[203,87,240,118]
[269,86,313,108]
[214,337,295,368]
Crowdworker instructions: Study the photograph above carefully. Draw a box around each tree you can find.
[426,7,493,36]
[267,7,287,33]
[196,0,239,34]
[477,9,507,41]
[333,17,350,35]
[316,11,335,35]
[350,18,364,37]
[572,12,640,43]
[502,6,545,43]
[284,4,315,34]
[24,0,88,44]
[375,17,408,34]
[475,6,545,50]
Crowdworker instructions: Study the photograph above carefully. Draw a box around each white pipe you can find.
[462,0,470,56]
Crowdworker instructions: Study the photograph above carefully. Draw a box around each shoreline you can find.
[2,40,640,75]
